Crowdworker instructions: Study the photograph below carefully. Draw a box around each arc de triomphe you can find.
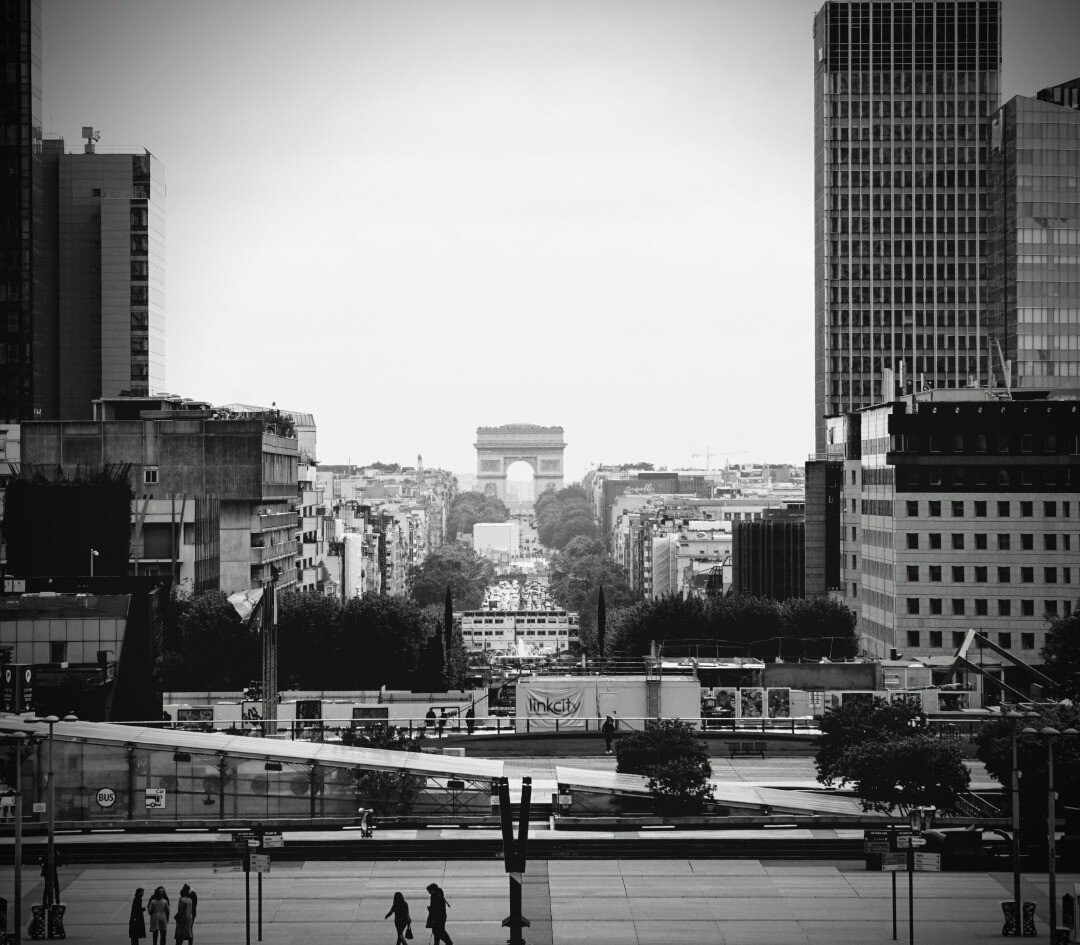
[475,424,565,501]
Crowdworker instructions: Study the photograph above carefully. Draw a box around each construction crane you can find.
[691,448,749,472]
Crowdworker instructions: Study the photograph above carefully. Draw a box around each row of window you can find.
[831,285,983,304]
[828,169,982,189]
[464,629,566,637]
[907,629,1036,651]
[905,597,1071,617]
[904,532,1074,553]
[907,499,1072,517]
[906,563,1072,583]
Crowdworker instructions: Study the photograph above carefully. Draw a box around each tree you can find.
[277,591,344,689]
[158,591,259,690]
[445,491,509,540]
[777,597,859,661]
[615,719,714,812]
[548,547,637,643]
[974,702,1080,835]
[1041,610,1080,700]
[534,485,599,550]
[814,697,925,788]
[340,724,426,815]
[839,734,970,814]
[596,585,606,659]
[408,543,494,610]
[606,594,710,656]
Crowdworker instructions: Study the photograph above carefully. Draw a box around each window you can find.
[951,566,964,582]
[998,600,1012,617]
[929,566,942,582]
[851,554,857,569]
[997,433,1010,453]
[906,533,919,550]
[952,631,967,648]
[1045,534,1058,551]
[998,534,1011,550]
[953,433,964,453]
[906,565,919,582]
[851,526,857,540]
[1021,534,1034,550]
[997,567,1011,583]
[974,501,987,517]
[1064,568,1072,584]
[906,598,920,615]
[1021,501,1034,517]
[1021,434,1033,453]
[143,467,158,485]
[929,631,943,648]
[1065,502,1072,518]
[906,500,919,516]
[1021,633,1035,650]
[907,631,921,647]
[49,642,67,663]
[998,632,1013,649]
[929,598,942,615]
[974,566,988,583]
[1044,501,1058,518]
[929,500,942,517]
[951,533,964,550]
[1045,567,1058,584]
[975,533,988,550]
[930,533,942,549]
[1065,536,1072,551]
[975,599,988,616]
[951,599,965,616]
[951,501,964,517]
[1021,600,1035,616]
[997,501,1010,517]
[976,434,988,453]
[1046,601,1059,617]
[1021,567,1034,583]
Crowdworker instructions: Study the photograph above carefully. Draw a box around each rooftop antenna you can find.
[81,126,100,154]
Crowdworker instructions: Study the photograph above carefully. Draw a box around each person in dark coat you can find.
[180,885,197,941]
[425,883,452,945]
[147,888,170,945]
[173,891,193,945]
[129,888,147,945]
[384,891,412,945]
[424,708,436,735]
[465,704,475,735]
[601,715,616,754]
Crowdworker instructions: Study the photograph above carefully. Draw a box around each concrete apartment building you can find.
[824,387,1080,659]
[19,395,299,594]
[813,1,1002,449]
[988,78,1080,390]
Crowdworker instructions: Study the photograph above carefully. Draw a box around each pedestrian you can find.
[384,891,412,944]
[0,780,14,823]
[128,888,147,945]
[437,710,447,737]
[465,704,475,735]
[601,715,616,754]
[147,887,170,945]
[38,849,62,906]
[424,707,436,735]
[425,883,452,945]
[180,885,197,941]
[173,889,193,945]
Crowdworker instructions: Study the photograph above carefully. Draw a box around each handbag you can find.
[405,925,413,939]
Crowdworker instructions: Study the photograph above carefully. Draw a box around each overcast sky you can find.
[41,0,1080,479]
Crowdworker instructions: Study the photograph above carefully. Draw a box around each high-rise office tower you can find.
[988,78,1080,390]
[813,1,1001,450]
[1,2,164,422]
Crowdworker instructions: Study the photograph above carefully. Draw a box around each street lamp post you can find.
[1021,724,1078,945]
[29,714,77,910]
[4,730,30,945]
[1003,709,1040,935]
[89,548,99,577]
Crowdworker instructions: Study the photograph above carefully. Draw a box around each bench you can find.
[727,740,767,760]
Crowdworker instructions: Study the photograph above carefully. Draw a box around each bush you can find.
[616,719,714,812]
[838,733,970,814]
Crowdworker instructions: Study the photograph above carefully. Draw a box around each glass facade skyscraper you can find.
[988,79,1080,389]
[813,1,1001,450]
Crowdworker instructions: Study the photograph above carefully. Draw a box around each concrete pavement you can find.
[1,857,1072,945]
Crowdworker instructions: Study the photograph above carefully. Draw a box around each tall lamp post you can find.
[89,548,99,577]
[3,730,32,945]
[1003,709,1040,935]
[1021,724,1078,945]
[28,714,77,908]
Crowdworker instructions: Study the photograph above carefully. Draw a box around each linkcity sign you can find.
[524,685,587,728]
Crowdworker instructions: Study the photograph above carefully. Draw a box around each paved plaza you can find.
[1,857,1073,945]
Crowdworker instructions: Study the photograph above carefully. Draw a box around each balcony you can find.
[258,510,299,533]
[252,539,299,564]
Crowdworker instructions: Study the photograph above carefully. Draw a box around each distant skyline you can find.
[41,1,1080,478]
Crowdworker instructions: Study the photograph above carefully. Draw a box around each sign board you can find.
[913,852,941,872]
[2,578,26,593]
[447,779,466,792]
[213,861,242,874]
[522,685,588,730]
[0,665,15,712]
[1,664,33,713]
[262,833,284,848]
[32,802,46,814]
[249,853,270,873]
[864,828,914,869]
[144,788,166,810]
[895,836,926,849]
[881,853,907,871]
[95,787,117,809]
[19,666,34,712]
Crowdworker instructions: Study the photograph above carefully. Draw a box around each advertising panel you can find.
[523,684,588,730]
[767,688,791,719]
[740,687,764,719]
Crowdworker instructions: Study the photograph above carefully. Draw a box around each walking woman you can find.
[147,887,170,945]
[383,891,412,944]
[128,888,146,945]
[425,884,452,945]
[173,889,193,945]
